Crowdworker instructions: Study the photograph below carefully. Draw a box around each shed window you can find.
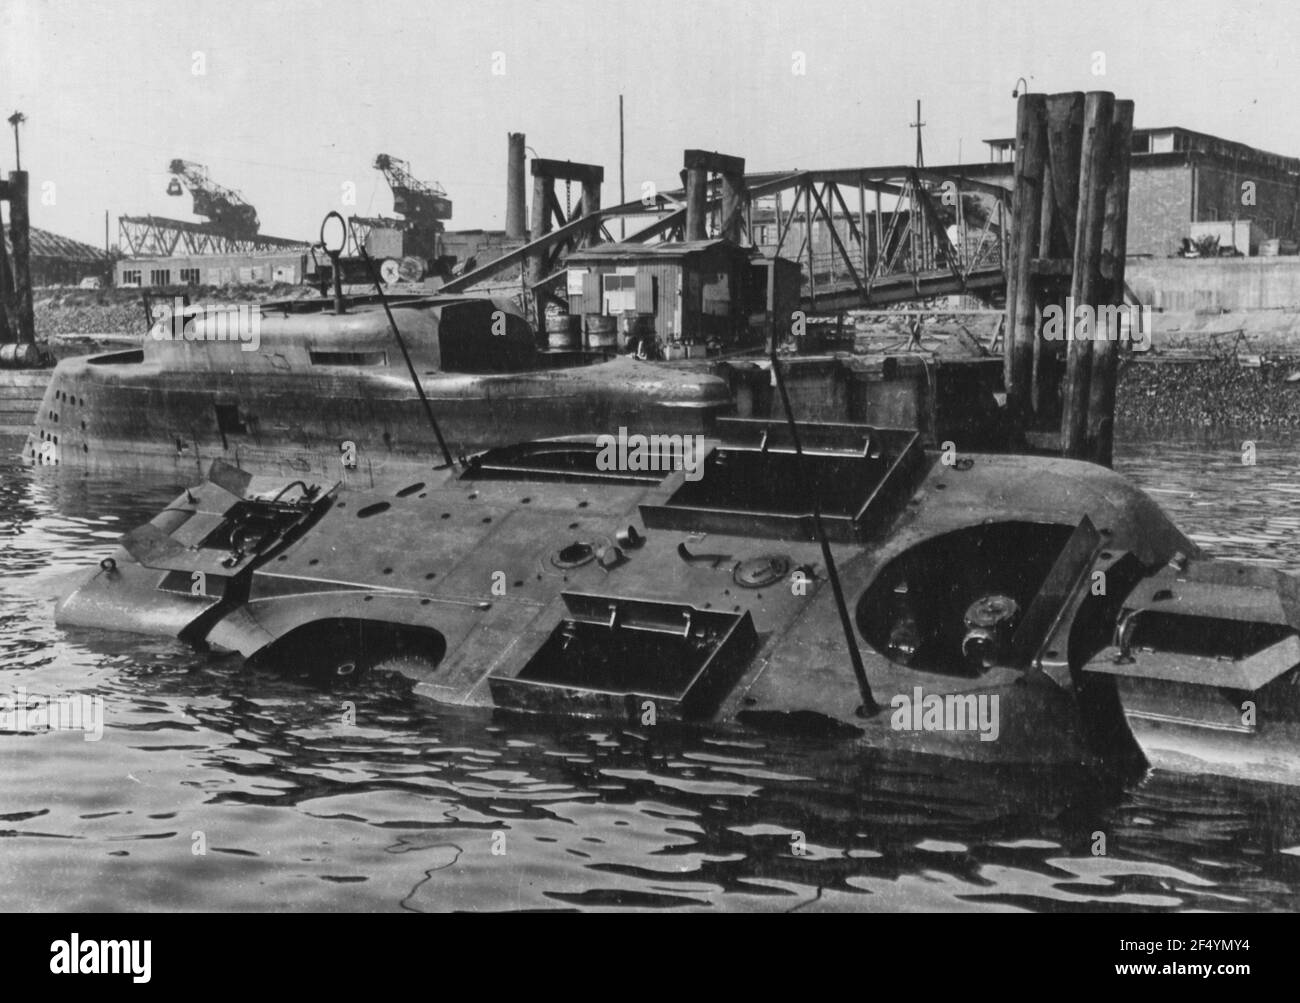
[149,269,171,287]
[603,273,637,314]
[122,269,142,286]
[1150,132,1175,154]
[179,268,201,285]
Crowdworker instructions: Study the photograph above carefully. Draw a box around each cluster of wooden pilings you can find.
[0,169,39,365]
[1003,91,1134,467]
[525,158,604,294]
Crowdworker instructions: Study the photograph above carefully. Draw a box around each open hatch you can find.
[639,417,924,542]
[490,593,758,720]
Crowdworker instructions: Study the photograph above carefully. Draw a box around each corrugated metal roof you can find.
[4,225,110,262]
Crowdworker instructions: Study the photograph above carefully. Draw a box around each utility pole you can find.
[619,95,626,240]
[909,99,925,168]
[7,111,25,171]
[909,100,926,270]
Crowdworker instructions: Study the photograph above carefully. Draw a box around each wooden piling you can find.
[684,167,708,241]
[523,174,555,324]
[1034,93,1084,425]
[526,174,553,288]
[1043,95,1084,264]
[0,207,13,343]
[719,171,745,244]
[7,171,35,346]
[580,178,601,221]
[1004,91,1133,465]
[1004,94,1046,424]
[1087,99,1134,467]
[1060,92,1114,459]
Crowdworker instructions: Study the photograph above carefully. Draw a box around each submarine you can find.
[52,399,1300,786]
[22,206,1005,487]
[22,290,733,484]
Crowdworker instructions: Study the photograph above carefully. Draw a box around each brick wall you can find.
[1195,162,1300,242]
[1127,165,1192,257]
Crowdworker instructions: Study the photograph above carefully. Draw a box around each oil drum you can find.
[0,343,40,368]
[620,313,655,352]
[544,313,579,349]
[584,314,617,349]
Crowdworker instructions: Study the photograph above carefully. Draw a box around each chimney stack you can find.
[505,132,526,239]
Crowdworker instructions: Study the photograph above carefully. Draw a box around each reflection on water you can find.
[1115,425,1300,568]
[3,429,1300,912]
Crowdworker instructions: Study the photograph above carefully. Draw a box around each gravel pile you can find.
[32,283,321,339]
[35,299,145,337]
[1118,357,1300,428]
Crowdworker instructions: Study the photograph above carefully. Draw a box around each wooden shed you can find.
[564,239,760,348]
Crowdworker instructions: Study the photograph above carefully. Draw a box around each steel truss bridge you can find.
[118,215,310,257]
[441,163,1010,314]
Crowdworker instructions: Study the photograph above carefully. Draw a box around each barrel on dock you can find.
[584,314,617,349]
[544,312,580,349]
[0,343,40,368]
[619,314,655,352]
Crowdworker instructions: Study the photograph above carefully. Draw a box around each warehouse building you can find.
[114,250,307,288]
[5,224,113,286]
[977,126,1300,257]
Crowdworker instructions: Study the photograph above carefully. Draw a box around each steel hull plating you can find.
[60,420,1298,777]
[24,298,733,483]
[26,354,731,482]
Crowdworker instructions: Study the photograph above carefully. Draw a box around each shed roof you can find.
[6,225,111,262]
[565,238,751,263]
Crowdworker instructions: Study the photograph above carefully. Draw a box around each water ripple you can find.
[3,430,1300,910]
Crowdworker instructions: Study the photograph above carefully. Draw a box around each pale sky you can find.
[3,0,1296,248]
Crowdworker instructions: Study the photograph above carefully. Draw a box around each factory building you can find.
[976,126,1300,257]
[114,251,307,288]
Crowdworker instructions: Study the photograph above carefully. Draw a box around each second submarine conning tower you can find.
[506,133,527,240]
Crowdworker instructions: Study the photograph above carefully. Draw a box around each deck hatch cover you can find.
[640,420,922,542]
[489,593,758,720]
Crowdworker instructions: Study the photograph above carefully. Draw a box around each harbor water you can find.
[3,427,1300,912]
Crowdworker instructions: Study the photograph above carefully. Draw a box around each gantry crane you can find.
[372,154,452,224]
[118,160,303,257]
[339,155,455,283]
[166,159,261,239]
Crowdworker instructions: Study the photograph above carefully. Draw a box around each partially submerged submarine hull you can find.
[24,298,731,483]
[59,418,1300,778]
